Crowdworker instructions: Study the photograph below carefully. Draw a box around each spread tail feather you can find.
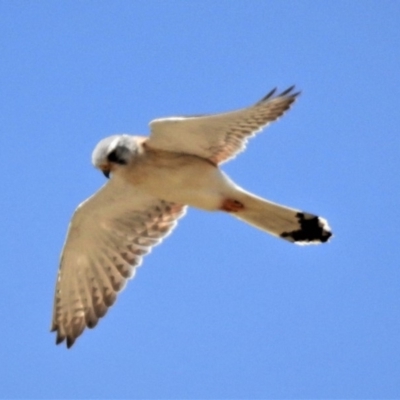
[231,191,332,245]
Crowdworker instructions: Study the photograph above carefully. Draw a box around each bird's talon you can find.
[221,199,244,212]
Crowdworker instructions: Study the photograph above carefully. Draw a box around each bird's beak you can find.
[102,169,110,179]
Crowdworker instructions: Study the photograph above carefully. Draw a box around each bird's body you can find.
[52,87,333,348]
[121,142,236,210]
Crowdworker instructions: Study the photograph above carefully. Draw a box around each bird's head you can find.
[91,135,141,178]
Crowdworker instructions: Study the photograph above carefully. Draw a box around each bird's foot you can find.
[221,199,244,212]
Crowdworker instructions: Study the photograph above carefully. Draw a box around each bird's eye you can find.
[107,150,119,163]
[107,148,127,165]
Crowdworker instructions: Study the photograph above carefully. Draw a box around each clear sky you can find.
[1,1,399,398]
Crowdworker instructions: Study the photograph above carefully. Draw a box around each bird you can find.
[51,86,332,348]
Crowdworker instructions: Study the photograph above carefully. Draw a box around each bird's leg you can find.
[221,199,244,212]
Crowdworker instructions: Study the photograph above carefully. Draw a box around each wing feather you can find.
[51,177,186,348]
[147,87,299,165]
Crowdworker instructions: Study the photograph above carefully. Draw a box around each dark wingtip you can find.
[256,85,300,105]
[279,85,301,100]
[281,212,333,244]
[55,332,65,346]
[279,85,296,96]
[259,87,277,103]
[66,336,75,349]
[55,330,76,348]
[87,319,98,329]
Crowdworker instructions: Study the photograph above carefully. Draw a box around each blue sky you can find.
[1,1,399,398]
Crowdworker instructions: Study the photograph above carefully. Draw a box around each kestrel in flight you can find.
[51,86,332,348]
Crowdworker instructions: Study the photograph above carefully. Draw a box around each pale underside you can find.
[52,87,299,347]
[147,86,298,164]
[52,177,186,347]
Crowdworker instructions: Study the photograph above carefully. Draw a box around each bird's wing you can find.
[51,177,186,348]
[147,87,299,165]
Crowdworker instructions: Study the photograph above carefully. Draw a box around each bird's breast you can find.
[123,150,237,210]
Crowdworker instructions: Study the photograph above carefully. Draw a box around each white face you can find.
[91,135,137,178]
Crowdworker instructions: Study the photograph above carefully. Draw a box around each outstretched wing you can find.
[51,178,186,348]
[147,87,299,165]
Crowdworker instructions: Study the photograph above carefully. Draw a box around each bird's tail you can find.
[231,191,332,245]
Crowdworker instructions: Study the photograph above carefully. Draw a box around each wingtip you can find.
[55,332,65,346]
[259,87,277,102]
[278,85,302,100]
[54,331,76,349]
[257,85,300,105]
[66,336,75,349]
[279,85,296,96]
